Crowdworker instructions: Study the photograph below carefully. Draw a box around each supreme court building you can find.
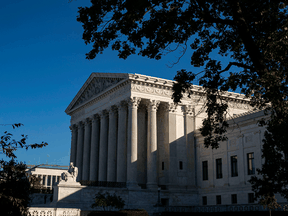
[60,72,286,212]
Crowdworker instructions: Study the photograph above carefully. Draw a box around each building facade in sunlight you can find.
[62,73,285,210]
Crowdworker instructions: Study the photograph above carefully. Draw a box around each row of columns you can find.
[69,97,195,189]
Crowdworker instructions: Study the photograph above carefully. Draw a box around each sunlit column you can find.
[116,101,128,183]
[98,110,109,182]
[69,124,77,165]
[146,99,160,189]
[127,97,141,188]
[76,121,84,181]
[107,106,118,182]
[82,118,91,181]
[89,114,100,181]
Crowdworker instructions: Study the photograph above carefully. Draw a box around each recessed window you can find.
[57,176,60,183]
[231,155,238,177]
[247,153,255,175]
[42,175,46,185]
[47,175,51,186]
[216,195,221,205]
[216,158,222,179]
[248,193,254,203]
[202,196,207,205]
[162,162,165,170]
[202,161,208,180]
[231,194,237,204]
[179,161,183,170]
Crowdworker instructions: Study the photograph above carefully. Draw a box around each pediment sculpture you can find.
[73,78,122,108]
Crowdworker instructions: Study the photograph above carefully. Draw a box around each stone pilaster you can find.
[90,114,100,181]
[184,104,196,189]
[116,101,128,183]
[107,106,118,182]
[69,124,77,166]
[127,97,141,188]
[146,99,160,189]
[76,121,84,181]
[82,118,91,181]
[98,110,109,182]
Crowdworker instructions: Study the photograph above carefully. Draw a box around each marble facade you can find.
[65,73,253,191]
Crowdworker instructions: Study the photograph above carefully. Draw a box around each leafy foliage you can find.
[91,192,125,211]
[77,0,288,202]
[0,124,48,215]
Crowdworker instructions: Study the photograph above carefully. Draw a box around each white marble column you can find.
[90,114,100,181]
[98,110,109,182]
[184,105,195,189]
[163,103,178,189]
[82,118,91,181]
[117,101,127,183]
[146,99,160,189]
[127,97,141,188]
[107,106,118,182]
[70,124,77,165]
[76,121,84,181]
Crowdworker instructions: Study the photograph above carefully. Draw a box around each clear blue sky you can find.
[0,0,232,166]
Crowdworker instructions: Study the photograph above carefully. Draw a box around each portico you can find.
[65,73,252,190]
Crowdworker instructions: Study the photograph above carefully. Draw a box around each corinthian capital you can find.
[184,104,194,116]
[163,102,177,113]
[127,97,141,109]
[146,99,160,111]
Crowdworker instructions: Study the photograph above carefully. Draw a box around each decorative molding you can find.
[184,105,194,116]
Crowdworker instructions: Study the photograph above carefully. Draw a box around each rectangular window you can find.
[216,158,222,179]
[248,193,254,203]
[47,175,51,186]
[216,195,221,205]
[231,155,238,177]
[231,194,237,204]
[162,162,165,170]
[42,175,46,185]
[52,176,56,186]
[202,161,208,180]
[57,176,60,183]
[202,196,207,205]
[247,153,255,175]
[179,161,183,170]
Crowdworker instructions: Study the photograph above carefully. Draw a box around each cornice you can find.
[66,72,253,116]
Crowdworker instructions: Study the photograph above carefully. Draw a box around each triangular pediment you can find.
[65,73,129,114]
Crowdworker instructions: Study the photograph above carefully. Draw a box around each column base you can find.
[146,182,158,190]
[126,181,141,190]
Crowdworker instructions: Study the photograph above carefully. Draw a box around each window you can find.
[231,156,238,177]
[216,158,222,179]
[52,176,56,186]
[231,194,237,204]
[247,153,255,175]
[42,175,46,185]
[202,196,207,205]
[248,193,254,203]
[57,176,60,183]
[179,161,183,170]
[216,195,221,205]
[47,175,51,186]
[202,161,208,180]
[162,162,164,171]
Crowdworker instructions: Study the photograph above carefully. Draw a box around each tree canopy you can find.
[0,124,48,215]
[77,0,288,202]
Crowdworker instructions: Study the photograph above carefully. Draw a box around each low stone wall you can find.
[28,207,81,216]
